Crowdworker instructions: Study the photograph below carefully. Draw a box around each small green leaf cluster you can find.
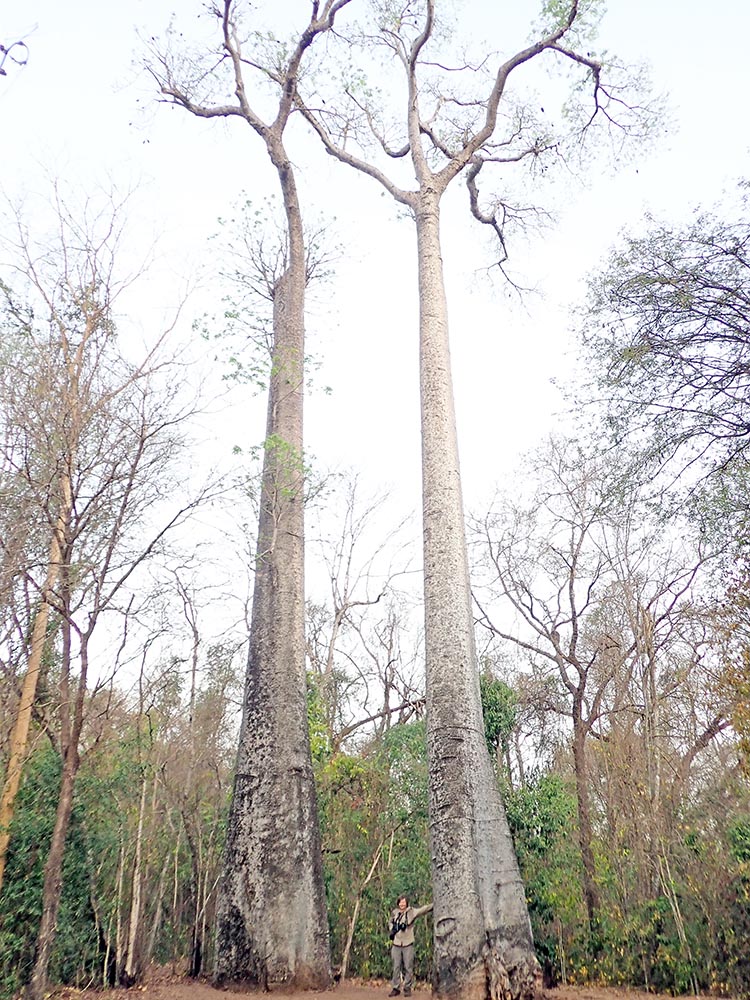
[480,673,518,762]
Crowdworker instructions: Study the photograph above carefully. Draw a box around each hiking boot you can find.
[388,991,401,997]
[404,990,412,996]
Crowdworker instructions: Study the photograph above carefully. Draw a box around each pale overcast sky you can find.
[2,0,749,524]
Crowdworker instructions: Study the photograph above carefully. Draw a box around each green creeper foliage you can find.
[479,674,517,764]
[307,673,332,761]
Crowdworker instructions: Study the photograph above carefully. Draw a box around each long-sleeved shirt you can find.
[389,903,433,947]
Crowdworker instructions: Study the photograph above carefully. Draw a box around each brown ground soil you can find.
[50,970,698,1000]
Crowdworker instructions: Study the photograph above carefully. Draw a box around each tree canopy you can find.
[581,185,750,502]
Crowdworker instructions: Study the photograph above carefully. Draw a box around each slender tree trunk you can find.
[86,844,116,987]
[195,855,214,976]
[104,913,114,988]
[656,853,698,996]
[340,837,387,981]
[213,146,330,990]
[115,839,125,980]
[27,742,79,1000]
[0,510,66,895]
[182,809,202,977]
[170,826,181,974]
[641,617,663,896]
[28,601,89,1000]
[145,861,168,967]
[570,703,599,935]
[416,192,539,1000]
[121,774,148,985]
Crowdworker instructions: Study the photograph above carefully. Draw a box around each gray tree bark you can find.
[417,193,538,1000]
[148,7,356,985]
[295,2,632,994]
[122,774,148,985]
[213,142,330,990]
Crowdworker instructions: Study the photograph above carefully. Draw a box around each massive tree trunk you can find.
[213,147,330,990]
[417,192,539,1000]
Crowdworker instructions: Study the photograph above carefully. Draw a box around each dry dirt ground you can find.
[51,972,688,1000]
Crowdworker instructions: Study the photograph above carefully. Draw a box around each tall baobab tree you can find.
[296,2,651,997]
[147,1,351,986]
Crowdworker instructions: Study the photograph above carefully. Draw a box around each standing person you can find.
[388,895,433,996]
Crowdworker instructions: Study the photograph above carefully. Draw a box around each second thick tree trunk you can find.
[416,192,539,1000]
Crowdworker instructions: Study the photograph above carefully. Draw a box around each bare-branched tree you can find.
[472,435,729,964]
[579,187,750,518]
[0,186,205,1000]
[306,475,422,749]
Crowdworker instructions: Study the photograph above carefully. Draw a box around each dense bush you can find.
[0,747,100,997]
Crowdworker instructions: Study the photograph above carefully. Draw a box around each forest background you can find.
[2,0,750,998]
